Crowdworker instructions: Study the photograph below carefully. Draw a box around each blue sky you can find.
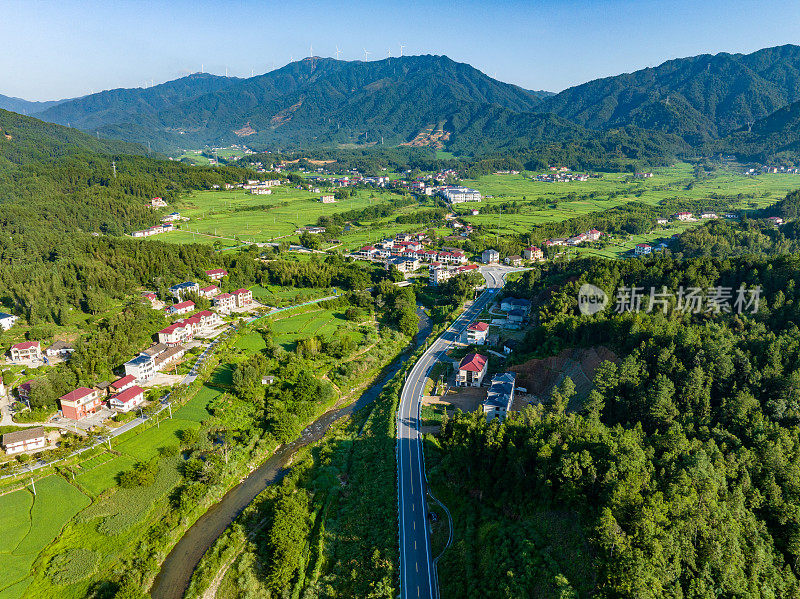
[4,0,800,100]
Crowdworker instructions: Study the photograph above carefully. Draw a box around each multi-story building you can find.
[438,186,482,204]
[169,281,199,300]
[110,385,145,413]
[456,353,488,387]
[483,372,516,422]
[481,249,499,264]
[232,288,253,308]
[523,246,544,261]
[465,322,490,345]
[10,341,42,363]
[214,293,236,313]
[0,312,17,331]
[205,268,228,281]
[59,387,104,420]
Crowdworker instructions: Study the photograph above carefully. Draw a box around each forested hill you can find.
[0,93,66,115]
[0,109,147,167]
[32,72,240,131]
[539,44,800,144]
[29,55,550,152]
[0,110,253,324]
[719,99,800,162]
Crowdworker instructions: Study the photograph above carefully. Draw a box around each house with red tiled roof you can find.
[205,268,228,281]
[523,246,543,261]
[60,387,104,420]
[214,293,236,314]
[110,375,136,394]
[456,353,488,387]
[199,285,220,298]
[167,300,195,316]
[232,288,253,308]
[110,385,145,413]
[10,341,42,363]
[465,322,490,345]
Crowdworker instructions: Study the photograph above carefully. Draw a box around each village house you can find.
[110,385,145,413]
[465,322,490,345]
[320,194,336,203]
[167,300,195,316]
[59,387,104,420]
[45,341,75,359]
[124,353,157,382]
[544,238,567,247]
[635,243,652,256]
[0,312,17,331]
[482,372,516,422]
[199,285,220,298]
[10,341,42,363]
[387,256,419,274]
[500,298,531,315]
[506,309,526,329]
[523,246,544,261]
[657,219,668,225]
[358,246,378,258]
[142,292,160,308]
[169,281,199,300]
[673,212,694,221]
[456,353,489,387]
[205,268,228,281]
[504,255,523,267]
[700,212,718,219]
[214,293,236,313]
[482,249,500,264]
[110,374,136,394]
[2,427,47,454]
[150,197,167,208]
[232,288,253,308]
[766,216,784,226]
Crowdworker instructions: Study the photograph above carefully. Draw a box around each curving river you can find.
[150,310,432,599]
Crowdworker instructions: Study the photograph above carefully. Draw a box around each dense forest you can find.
[430,253,800,597]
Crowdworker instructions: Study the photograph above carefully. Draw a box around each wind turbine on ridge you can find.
[400,44,406,57]
[335,46,342,60]
[363,48,371,62]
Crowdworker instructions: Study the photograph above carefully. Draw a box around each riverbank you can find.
[150,309,433,599]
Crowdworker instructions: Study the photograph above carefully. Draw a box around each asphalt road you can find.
[397,265,511,599]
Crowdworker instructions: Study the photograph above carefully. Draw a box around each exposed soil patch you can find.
[509,346,618,408]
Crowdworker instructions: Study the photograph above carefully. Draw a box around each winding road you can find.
[397,265,513,599]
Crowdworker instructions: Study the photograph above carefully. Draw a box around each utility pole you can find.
[30,477,36,495]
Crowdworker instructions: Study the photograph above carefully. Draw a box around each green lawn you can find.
[248,284,333,307]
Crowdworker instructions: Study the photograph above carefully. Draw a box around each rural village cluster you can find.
[0,162,788,461]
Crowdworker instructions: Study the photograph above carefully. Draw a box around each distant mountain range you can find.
[5,45,800,161]
[0,94,67,115]
[539,44,800,145]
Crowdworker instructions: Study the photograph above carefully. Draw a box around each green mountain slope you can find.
[0,93,66,115]
[539,44,800,143]
[34,72,241,132]
[35,56,545,152]
[0,108,147,169]
[719,99,800,162]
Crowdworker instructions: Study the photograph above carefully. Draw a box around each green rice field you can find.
[457,163,800,236]
[0,476,90,599]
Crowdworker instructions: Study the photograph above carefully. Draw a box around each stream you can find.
[149,309,433,599]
